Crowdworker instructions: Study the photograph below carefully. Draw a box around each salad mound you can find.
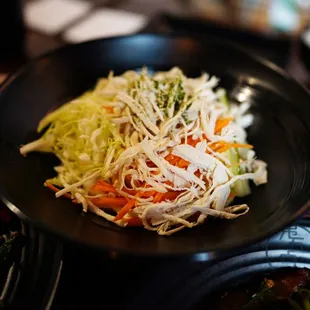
[20,67,267,236]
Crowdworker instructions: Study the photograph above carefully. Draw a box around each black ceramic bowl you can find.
[301,27,310,72]
[1,34,310,257]
[127,220,310,309]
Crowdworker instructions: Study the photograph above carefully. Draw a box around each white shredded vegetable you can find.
[19,67,268,235]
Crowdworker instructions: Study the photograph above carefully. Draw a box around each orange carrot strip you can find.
[90,197,127,208]
[214,117,233,134]
[45,182,72,199]
[125,175,131,182]
[229,143,253,149]
[202,134,209,141]
[171,157,180,166]
[146,161,157,168]
[164,180,174,186]
[114,200,136,221]
[120,187,137,195]
[186,136,201,147]
[125,174,137,187]
[97,179,113,186]
[97,180,117,190]
[216,146,228,153]
[125,217,143,227]
[217,143,253,153]
[153,192,164,203]
[165,153,175,162]
[195,170,201,177]
[114,191,144,221]
[104,106,114,113]
[229,191,236,199]
[165,154,180,166]
[141,191,156,198]
[177,158,190,169]
[91,180,118,194]
[92,184,118,194]
[209,140,226,152]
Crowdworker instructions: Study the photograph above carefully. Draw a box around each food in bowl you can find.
[20,67,267,235]
[207,268,310,310]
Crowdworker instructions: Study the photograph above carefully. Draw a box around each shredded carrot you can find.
[165,153,174,161]
[125,175,131,182]
[104,106,114,113]
[92,180,118,194]
[195,170,201,177]
[97,179,112,186]
[214,117,233,134]
[91,181,118,199]
[209,141,253,153]
[202,134,209,141]
[209,140,226,152]
[124,174,133,186]
[166,136,204,168]
[121,187,137,195]
[230,142,253,149]
[153,192,164,203]
[122,188,156,198]
[171,157,180,165]
[165,154,180,166]
[120,187,137,195]
[92,184,118,194]
[181,135,204,147]
[177,158,189,169]
[146,160,157,168]
[97,180,116,190]
[45,182,72,199]
[165,153,175,162]
[186,135,201,147]
[125,216,143,227]
[217,143,253,153]
[114,191,144,221]
[229,191,236,199]
[90,197,127,208]
[141,191,157,198]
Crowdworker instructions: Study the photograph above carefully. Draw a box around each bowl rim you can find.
[1,33,310,257]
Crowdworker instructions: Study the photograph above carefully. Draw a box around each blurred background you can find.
[1,0,310,86]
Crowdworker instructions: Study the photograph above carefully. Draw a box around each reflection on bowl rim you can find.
[302,27,310,47]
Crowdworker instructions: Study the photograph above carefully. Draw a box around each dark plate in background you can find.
[128,220,310,310]
[0,34,310,257]
[155,13,292,68]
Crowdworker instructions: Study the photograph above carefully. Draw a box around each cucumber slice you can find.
[234,179,251,198]
[226,148,251,198]
[218,88,230,108]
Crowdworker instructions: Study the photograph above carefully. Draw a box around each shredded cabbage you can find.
[20,67,268,236]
